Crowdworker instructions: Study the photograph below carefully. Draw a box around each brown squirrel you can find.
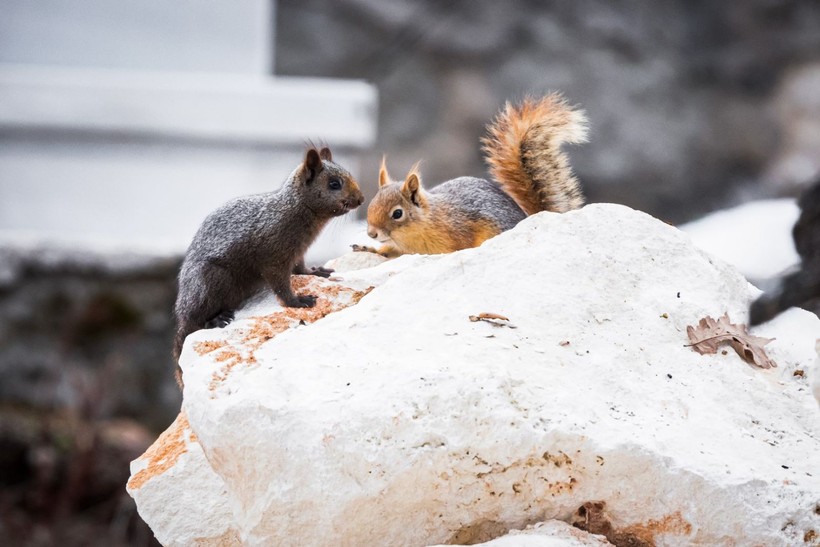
[173,146,363,378]
[354,93,587,257]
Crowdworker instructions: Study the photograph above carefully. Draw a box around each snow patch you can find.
[679,199,799,281]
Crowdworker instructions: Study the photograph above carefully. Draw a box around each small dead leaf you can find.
[470,312,509,322]
[469,312,516,328]
[794,369,805,377]
[559,340,571,347]
[685,313,776,369]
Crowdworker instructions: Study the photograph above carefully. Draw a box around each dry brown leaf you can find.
[468,312,516,328]
[469,312,510,322]
[685,313,776,369]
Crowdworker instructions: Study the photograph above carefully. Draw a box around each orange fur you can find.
[391,214,458,254]
[389,206,501,254]
[362,93,587,258]
[469,220,502,248]
[378,156,391,187]
[365,173,502,255]
[482,93,587,215]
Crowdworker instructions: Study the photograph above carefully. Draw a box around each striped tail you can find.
[482,93,588,215]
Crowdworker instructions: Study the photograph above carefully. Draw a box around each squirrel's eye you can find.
[329,178,342,190]
[392,208,403,220]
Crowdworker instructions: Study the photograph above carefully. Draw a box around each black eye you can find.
[392,208,403,220]
[329,178,342,190]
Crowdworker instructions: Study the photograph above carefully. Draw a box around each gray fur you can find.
[173,150,362,362]
[431,177,526,230]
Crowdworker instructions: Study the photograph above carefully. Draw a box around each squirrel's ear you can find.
[378,155,391,188]
[319,147,333,162]
[303,148,323,183]
[402,164,422,206]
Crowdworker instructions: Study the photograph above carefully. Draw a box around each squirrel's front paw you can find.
[351,244,378,253]
[310,266,333,278]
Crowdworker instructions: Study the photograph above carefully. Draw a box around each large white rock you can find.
[127,412,240,546]
[129,204,820,546]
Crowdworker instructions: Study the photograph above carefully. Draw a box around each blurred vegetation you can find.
[0,248,181,545]
[0,404,158,546]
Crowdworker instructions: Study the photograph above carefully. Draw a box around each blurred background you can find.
[1,0,818,545]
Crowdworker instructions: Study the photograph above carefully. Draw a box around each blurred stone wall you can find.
[276,0,820,223]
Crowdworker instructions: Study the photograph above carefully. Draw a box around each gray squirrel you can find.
[172,146,364,371]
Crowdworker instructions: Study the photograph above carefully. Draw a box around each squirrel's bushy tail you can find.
[482,93,587,215]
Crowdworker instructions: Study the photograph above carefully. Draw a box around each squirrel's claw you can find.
[351,244,378,253]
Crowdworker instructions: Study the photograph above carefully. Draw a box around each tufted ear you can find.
[319,147,333,162]
[378,155,391,188]
[303,148,323,183]
[402,162,422,206]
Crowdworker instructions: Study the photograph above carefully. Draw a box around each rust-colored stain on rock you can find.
[193,339,228,355]
[542,450,573,468]
[472,451,580,508]
[448,519,510,545]
[572,501,692,547]
[201,277,373,392]
[193,528,243,546]
[621,512,692,545]
[127,411,197,491]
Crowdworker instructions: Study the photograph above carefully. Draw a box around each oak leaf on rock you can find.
[686,313,776,369]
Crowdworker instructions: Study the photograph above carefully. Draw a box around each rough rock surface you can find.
[127,412,239,546]
[129,204,820,546]
[325,246,388,272]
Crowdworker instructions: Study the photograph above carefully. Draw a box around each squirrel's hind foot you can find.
[295,294,317,308]
[204,310,235,329]
[281,294,318,308]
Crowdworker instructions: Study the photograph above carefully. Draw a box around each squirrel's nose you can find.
[367,227,377,239]
[357,195,364,206]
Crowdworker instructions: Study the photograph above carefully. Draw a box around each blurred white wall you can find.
[0,0,273,73]
[0,0,377,259]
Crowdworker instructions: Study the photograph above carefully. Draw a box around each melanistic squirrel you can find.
[355,93,587,257]
[173,146,363,368]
